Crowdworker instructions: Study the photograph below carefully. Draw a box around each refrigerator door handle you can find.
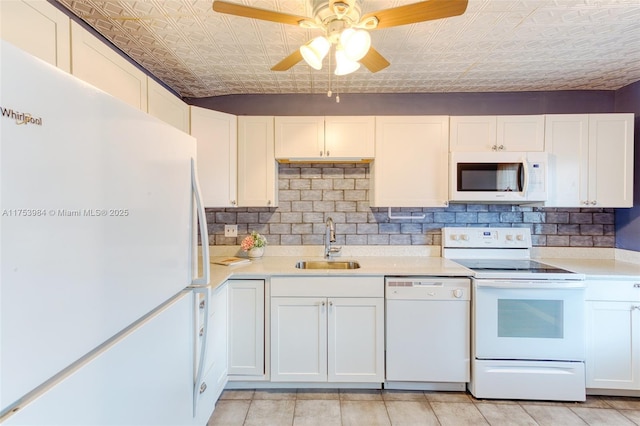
[192,288,209,417]
[191,158,210,286]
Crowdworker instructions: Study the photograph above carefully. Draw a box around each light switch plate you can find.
[224,224,238,237]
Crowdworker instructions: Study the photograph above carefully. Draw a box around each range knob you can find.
[506,234,514,241]
[516,234,524,241]
[460,234,469,241]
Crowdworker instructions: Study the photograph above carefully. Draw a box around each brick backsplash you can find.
[205,163,615,248]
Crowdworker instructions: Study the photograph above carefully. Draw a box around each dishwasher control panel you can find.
[385,277,470,300]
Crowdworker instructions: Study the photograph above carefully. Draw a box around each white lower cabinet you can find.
[228,279,265,379]
[586,280,640,394]
[270,277,384,383]
[194,284,228,424]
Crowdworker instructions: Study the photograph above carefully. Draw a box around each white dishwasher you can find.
[385,276,470,391]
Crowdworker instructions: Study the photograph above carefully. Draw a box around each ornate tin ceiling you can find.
[55,0,640,98]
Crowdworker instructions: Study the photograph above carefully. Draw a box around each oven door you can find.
[473,279,585,361]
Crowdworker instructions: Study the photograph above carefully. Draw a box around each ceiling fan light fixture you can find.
[300,36,330,70]
[335,47,360,75]
[339,28,371,61]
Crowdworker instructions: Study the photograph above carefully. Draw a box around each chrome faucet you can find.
[324,217,341,258]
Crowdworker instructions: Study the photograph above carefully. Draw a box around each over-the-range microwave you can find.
[449,151,547,203]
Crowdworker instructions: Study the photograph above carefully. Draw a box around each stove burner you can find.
[454,259,571,274]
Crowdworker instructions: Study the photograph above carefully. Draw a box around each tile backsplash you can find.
[205,163,615,248]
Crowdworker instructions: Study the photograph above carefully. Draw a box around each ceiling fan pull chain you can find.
[327,46,333,98]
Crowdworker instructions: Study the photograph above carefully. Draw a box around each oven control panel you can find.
[442,227,531,249]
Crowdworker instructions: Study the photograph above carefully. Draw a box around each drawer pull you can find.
[634,283,640,288]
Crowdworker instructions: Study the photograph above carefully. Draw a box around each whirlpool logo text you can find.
[0,106,43,126]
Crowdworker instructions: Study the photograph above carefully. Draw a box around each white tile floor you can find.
[208,389,640,426]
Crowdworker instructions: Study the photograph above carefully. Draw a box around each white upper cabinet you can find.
[545,113,634,207]
[190,106,237,208]
[237,116,277,207]
[147,78,189,133]
[371,116,449,207]
[275,116,375,161]
[324,116,375,159]
[450,115,545,152]
[449,116,496,152]
[0,0,71,72]
[71,22,148,111]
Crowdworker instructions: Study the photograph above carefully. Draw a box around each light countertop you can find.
[204,251,640,291]
[206,255,473,290]
[538,258,640,280]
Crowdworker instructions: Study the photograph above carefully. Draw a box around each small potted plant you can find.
[241,231,267,259]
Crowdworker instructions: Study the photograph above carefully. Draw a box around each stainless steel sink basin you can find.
[295,260,360,270]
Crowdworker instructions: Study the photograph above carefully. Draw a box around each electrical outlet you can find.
[224,224,238,237]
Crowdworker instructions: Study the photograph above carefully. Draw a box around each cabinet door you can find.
[147,78,189,133]
[209,285,228,398]
[190,106,237,207]
[586,301,640,390]
[497,115,545,151]
[449,116,496,151]
[271,297,327,382]
[70,22,148,111]
[327,298,384,383]
[544,114,589,207]
[0,0,70,72]
[228,280,265,377]
[238,116,277,207]
[372,116,449,207]
[274,116,325,159]
[588,114,634,207]
[325,116,375,159]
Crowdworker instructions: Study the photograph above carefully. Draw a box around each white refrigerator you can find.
[0,41,212,425]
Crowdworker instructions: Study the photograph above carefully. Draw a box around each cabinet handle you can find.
[632,305,640,311]
[329,301,333,306]
[199,300,205,309]
[199,382,207,394]
[231,200,236,206]
[498,145,505,151]
[634,283,640,288]
[590,201,597,205]
[326,150,330,156]
[491,145,498,151]
[321,301,326,306]
[199,326,204,337]
[320,151,323,157]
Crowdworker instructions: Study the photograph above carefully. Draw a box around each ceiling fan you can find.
[212,0,469,75]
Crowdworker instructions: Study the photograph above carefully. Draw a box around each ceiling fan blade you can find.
[212,1,309,26]
[361,0,468,30]
[359,47,390,73]
[271,50,304,71]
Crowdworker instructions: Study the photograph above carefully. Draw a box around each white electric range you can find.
[443,227,587,402]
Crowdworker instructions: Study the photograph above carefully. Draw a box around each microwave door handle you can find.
[520,161,529,194]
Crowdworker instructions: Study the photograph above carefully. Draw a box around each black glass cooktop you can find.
[453,259,571,274]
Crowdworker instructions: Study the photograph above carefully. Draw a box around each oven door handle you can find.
[475,280,585,289]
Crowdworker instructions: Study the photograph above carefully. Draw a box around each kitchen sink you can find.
[295,260,361,270]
